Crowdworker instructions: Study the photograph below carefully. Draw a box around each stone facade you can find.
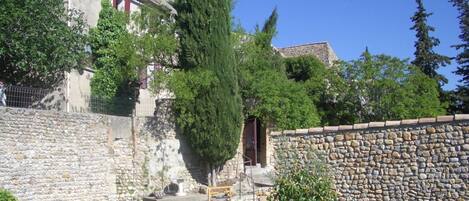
[277,42,339,66]
[270,115,469,200]
[0,106,244,200]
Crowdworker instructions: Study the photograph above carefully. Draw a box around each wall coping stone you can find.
[437,115,454,122]
[401,119,418,125]
[369,122,385,128]
[353,123,369,129]
[385,121,401,126]
[338,125,353,130]
[295,129,309,134]
[309,127,324,133]
[324,126,339,132]
[455,114,469,120]
[271,114,469,136]
[418,117,436,123]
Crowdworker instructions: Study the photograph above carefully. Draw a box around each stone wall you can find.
[0,106,244,200]
[270,115,469,200]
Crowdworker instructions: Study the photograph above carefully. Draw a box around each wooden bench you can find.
[207,186,233,201]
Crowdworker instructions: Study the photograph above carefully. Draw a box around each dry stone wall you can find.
[270,115,469,201]
[0,106,243,201]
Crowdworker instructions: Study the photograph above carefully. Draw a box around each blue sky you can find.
[232,0,463,90]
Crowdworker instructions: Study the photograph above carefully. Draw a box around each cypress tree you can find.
[450,0,469,113]
[174,0,242,185]
[256,8,278,49]
[411,0,451,85]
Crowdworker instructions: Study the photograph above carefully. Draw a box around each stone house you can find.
[277,41,339,66]
[60,0,175,116]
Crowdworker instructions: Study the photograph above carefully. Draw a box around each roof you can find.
[277,42,339,66]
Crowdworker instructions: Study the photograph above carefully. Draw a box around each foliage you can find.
[269,140,337,201]
[0,189,17,201]
[90,1,177,116]
[285,55,353,125]
[449,0,469,113]
[234,16,319,130]
[411,0,451,86]
[256,8,278,49]
[0,0,87,87]
[173,0,243,172]
[339,52,446,122]
[89,0,133,99]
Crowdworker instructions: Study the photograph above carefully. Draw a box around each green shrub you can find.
[269,140,337,201]
[0,189,17,201]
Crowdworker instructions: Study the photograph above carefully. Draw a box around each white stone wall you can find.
[0,106,244,200]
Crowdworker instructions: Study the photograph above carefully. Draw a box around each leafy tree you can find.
[0,0,87,87]
[174,0,243,185]
[449,0,469,113]
[340,52,446,122]
[411,0,451,86]
[235,11,319,130]
[285,55,353,125]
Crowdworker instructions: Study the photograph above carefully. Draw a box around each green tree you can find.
[256,8,278,49]
[449,0,469,113]
[340,52,446,122]
[89,0,130,99]
[174,0,243,185]
[0,0,87,87]
[284,55,353,125]
[411,0,451,86]
[235,11,319,130]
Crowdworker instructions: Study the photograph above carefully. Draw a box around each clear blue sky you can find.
[232,0,463,90]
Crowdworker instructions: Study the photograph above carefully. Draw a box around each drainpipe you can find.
[66,0,72,112]
[124,0,131,13]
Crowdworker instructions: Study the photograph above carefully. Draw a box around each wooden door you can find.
[243,118,257,165]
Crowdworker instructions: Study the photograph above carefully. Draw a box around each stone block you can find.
[369,122,385,128]
[295,129,309,134]
[455,114,469,120]
[339,125,353,130]
[401,119,418,125]
[308,127,323,133]
[419,117,436,123]
[283,130,296,135]
[353,123,369,129]
[437,115,454,122]
[385,121,401,126]
[324,126,339,132]
[426,127,436,134]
